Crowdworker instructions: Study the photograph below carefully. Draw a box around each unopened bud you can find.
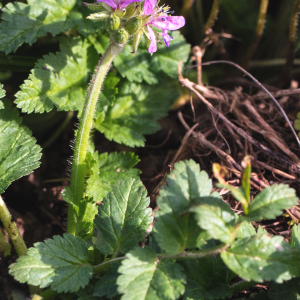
[107,14,120,31]
[115,8,126,17]
[123,3,139,19]
[124,16,142,35]
[87,11,111,21]
[82,2,106,12]
[113,28,129,44]
[132,30,144,53]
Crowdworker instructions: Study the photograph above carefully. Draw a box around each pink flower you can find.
[97,0,142,11]
[143,0,185,53]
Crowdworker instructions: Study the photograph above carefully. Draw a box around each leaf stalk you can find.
[0,195,27,257]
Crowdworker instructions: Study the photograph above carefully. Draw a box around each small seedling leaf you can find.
[244,184,298,221]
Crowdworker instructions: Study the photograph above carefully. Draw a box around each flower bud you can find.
[124,16,142,35]
[132,30,143,53]
[107,14,120,31]
[123,3,139,19]
[113,28,129,44]
[115,8,126,17]
[87,11,111,22]
[82,2,106,12]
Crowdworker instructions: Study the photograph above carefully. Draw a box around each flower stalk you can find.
[67,43,123,235]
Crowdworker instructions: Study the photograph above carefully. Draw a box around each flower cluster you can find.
[86,0,185,53]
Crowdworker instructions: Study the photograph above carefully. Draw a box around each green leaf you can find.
[114,31,190,84]
[0,83,5,109]
[154,160,212,255]
[15,36,98,113]
[114,44,158,85]
[180,257,232,300]
[244,184,298,221]
[150,31,191,79]
[0,99,42,193]
[94,80,179,147]
[221,234,300,283]
[117,247,186,300]
[268,277,300,300]
[86,151,140,203]
[93,263,120,298]
[9,234,93,293]
[190,195,237,243]
[290,225,300,252]
[235,221,256,239]
[0,0,82,54]
[93,178,153,256]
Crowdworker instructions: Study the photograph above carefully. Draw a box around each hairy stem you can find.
[281,0,300,85]
[203,0,221,34]
[67,44,122,235]
[0,195,27,257]
[243,0,269,68]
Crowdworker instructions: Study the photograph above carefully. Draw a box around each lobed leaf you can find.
[93,178,153,256]
[244,184,298,221]
[154,160,212,255]
[180,257,232,300]
[221,234,300,283]
[86,151,140,203]
[94,80,179,147]
[117,247,186,300]
[15,37,98,113]
[190,195,236,243]
[0,0,82,54]
[9,234,93,293]
[0,99,42,193]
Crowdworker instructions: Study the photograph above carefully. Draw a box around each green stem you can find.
[93,244,229,276]
[203,0,222,34]
[0,195,27,257]
[93,256,126,276]
[243,0,269,68]
[67,43,121,235]
[158,243,229,260]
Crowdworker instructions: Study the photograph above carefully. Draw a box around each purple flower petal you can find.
[97,0,118,10]
[162,29,173,47]
[151,16,185,31]
[143,0,156,15]
[147,25,157,53]
[119,0,143,9]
